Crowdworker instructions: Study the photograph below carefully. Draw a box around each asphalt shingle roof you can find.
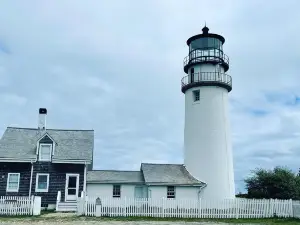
[86,163,205,185]
[141,163,205,185]
[0,127,94,163]
[87,170,144,184]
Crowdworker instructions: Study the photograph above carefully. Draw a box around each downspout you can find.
[83,162,87,195]
[29,161,34,197]
[198,183,207,200]
[148,185,151,198]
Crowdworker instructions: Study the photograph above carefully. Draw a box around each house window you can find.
[113,185,121,198]
[167,186,175,199]
[6,173,20,192]
[35,173,49,192]
[39,144,52,161]
[193,90,200,102]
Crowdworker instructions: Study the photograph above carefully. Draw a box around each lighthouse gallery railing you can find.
[181,72,232,88]
[183,48,229,68]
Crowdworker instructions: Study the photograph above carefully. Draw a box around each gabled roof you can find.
[86,163,205,186]
[36,132,56,143]
[0,127,94,163]
[87,170,144,184]
[141,163,205,186]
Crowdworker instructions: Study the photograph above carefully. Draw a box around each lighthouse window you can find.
[193,90,200,102]
[190,38,222,51]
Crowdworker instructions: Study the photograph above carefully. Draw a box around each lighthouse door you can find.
[190,68,194,83]
[215,64,221,81]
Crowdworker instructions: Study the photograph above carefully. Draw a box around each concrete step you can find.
[56,201,78,212]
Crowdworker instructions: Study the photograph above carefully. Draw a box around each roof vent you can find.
[202,26,209,34]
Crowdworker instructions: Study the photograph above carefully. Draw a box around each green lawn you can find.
[1,214,300,224]
[89,216,300,224]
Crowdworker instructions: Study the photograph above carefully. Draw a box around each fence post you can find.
[32,196,41,216]
[289,199,293,218]
[235,198,239,219]
[76,198,80,216]
[198,198,201,218]
[85,195,88,216]
[77,195,84,216]
[268,198,274,217]
[95,197,102,217]
[30,195,34,215]
[162,198,165,218]
[123,197,127,217]
[56,191,61,211]
[274,199,278,217]
[81,192,84,216]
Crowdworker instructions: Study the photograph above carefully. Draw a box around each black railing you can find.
[183,48,229,72]
[181,72,232,92]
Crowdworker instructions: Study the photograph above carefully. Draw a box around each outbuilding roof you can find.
[141,163,205,186]
[87,170,144,184]
[87,163,205,186]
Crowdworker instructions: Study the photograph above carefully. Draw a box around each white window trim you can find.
[36,133,56,156]
[113,185,121,198]
[6,173,20,192]
[167,186,176,199]
[38,143,52,161]
[35,173,50,192]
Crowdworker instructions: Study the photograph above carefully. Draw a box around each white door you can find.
[216,64,221,81]
[65,174,79,201]
[134,186,144,199]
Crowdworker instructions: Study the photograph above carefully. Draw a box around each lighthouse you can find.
[181,26,235,199]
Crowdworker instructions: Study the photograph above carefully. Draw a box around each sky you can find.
[0,0,300,193]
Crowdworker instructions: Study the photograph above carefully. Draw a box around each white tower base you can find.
[184,86,235,200]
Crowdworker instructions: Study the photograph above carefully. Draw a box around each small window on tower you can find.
[193,90,200,102]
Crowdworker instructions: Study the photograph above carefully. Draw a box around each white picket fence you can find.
[77,196,293,218]
[0,196,34,216]
[292,200,300,218]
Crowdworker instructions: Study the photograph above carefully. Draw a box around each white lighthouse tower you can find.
[182,26,235,199]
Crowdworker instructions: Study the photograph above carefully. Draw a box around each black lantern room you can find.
[181,26,232,93]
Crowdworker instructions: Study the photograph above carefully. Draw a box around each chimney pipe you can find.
[38,108,47,130]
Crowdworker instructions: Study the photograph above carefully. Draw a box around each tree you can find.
[244,166,300,200]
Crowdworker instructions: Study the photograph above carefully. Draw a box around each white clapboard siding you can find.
[77,196,294,219]
[0,196,34,216]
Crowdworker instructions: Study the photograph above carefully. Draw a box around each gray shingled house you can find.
[0,108,206,212]
[0,108,94,211]
[86,163,206,200]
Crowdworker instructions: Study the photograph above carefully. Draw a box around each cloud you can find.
[0,41,10,54]
[0,93,27,106]
[0,0,299,194]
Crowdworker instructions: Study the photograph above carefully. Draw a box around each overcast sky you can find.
[0,0,299,193]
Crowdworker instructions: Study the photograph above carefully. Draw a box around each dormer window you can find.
[39,144,52,161]
[36,133,55,162]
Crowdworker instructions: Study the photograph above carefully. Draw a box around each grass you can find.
[86,216,300,224]
[1,214,300,224]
